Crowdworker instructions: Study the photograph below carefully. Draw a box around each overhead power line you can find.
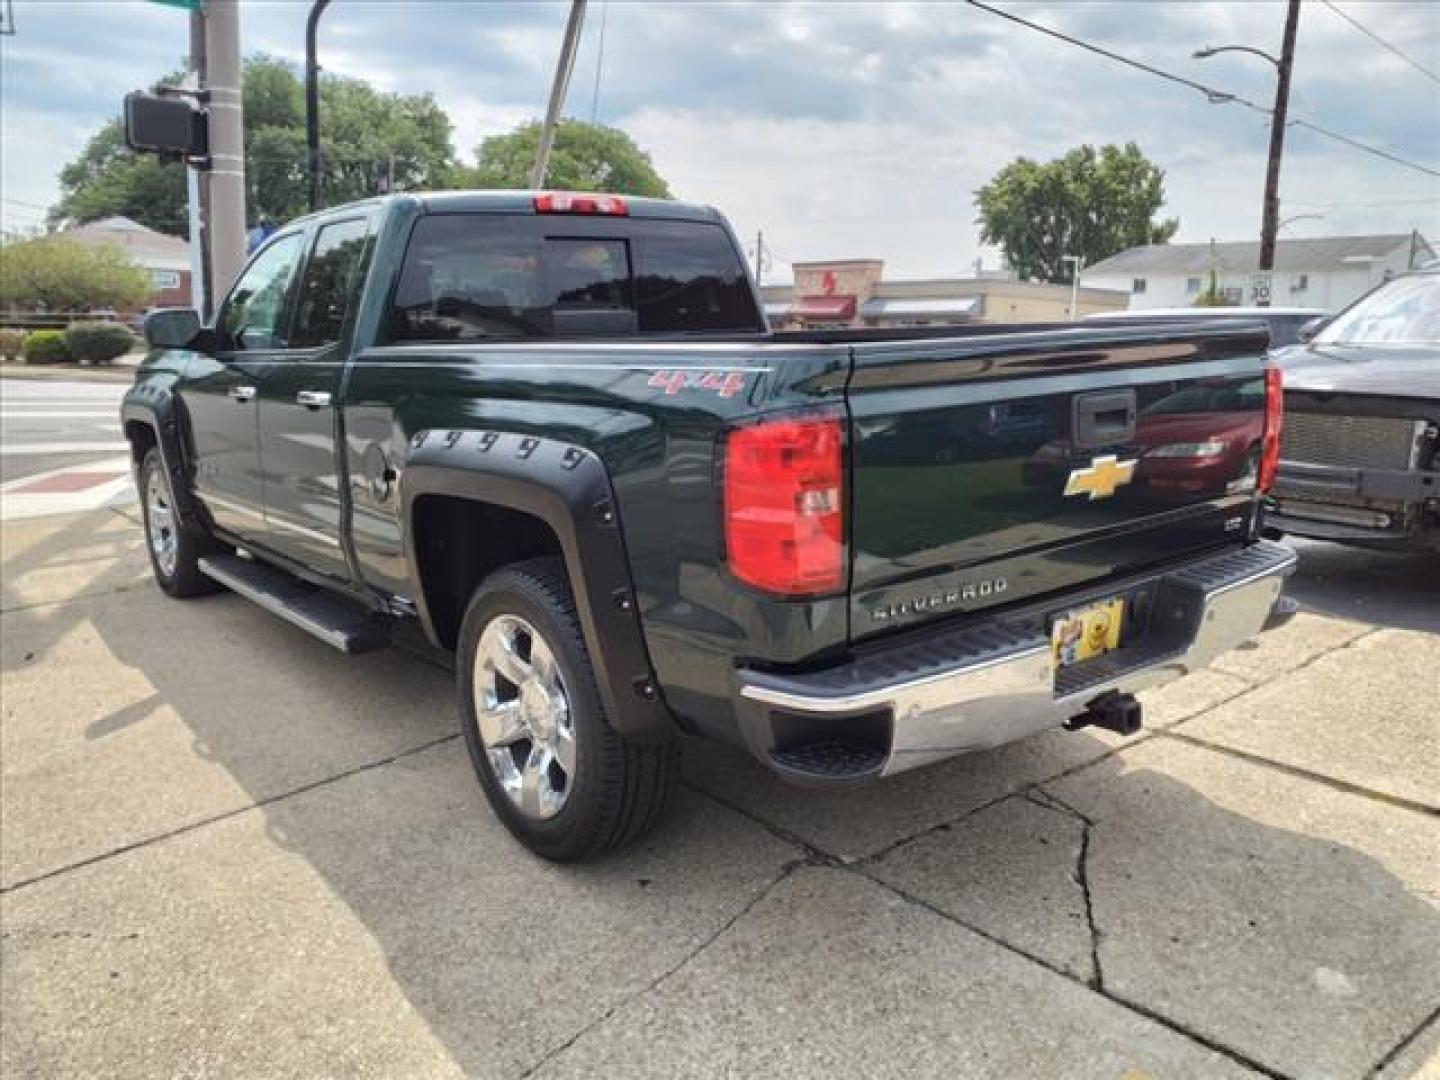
[1286,196,1440,209]
[962,0,1269,114]
[1320,0,1440,86]
[963,0,1440,180]
[590,0,608,123]
[1287,118,1440,178]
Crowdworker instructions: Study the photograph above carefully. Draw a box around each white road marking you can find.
[0,442,131,456]
[0,410,118,419]
[0,456,135,521]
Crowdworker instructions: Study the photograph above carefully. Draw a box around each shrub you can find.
[0,234,151,313]
[0,328,24,361]
[64,320,136,365]
[21,329,72,364]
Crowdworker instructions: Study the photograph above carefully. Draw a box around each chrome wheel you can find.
[145,465,178,578]
[473,614,576,820]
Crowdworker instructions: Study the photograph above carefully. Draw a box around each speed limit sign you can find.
[1250,272,1273,306]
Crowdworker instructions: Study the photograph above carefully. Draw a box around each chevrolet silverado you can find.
[125,190,1297,860]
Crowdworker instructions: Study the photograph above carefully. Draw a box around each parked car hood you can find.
[1272,342,1440,400]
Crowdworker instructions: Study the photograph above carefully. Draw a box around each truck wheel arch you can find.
[400,430,678,741]
[121,392,202,527]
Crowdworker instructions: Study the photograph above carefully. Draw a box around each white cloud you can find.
[3,0,1435,271]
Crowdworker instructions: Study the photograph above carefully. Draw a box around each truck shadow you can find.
[1286,538,1440,633]
[5,512,1438,1077]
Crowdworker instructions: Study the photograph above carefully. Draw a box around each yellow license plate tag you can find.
[1051,597,1125,669]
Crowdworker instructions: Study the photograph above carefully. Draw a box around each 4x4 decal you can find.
[647,369,749,399]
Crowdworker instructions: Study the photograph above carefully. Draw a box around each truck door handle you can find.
[229,385,257,402]
[295,390,332,409]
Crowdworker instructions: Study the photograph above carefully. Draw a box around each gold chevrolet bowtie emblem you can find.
[1063,454,1137,500]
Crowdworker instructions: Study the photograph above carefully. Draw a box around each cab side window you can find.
[291,218,369,349]
[218,233,304,351]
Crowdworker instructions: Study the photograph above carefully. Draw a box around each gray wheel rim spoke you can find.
[552,726,578,776]
[145,468,178,577]
[473,613,575,821]
[476,698,527,748]
[479,620,533,689]
[518,746,552,818]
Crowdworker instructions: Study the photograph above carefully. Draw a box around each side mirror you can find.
[143,308,204,350]
[1296,316,1327,344]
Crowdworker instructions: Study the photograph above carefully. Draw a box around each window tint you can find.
[292,218,368,348]
[219,233,303,351]
[384,214,761,343]
[633,223,760,332]
[1265,314,1311,347]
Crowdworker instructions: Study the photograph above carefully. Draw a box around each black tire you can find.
[457,557,678,861]
[138,447,221,599]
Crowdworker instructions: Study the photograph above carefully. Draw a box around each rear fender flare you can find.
[400,429,678,741]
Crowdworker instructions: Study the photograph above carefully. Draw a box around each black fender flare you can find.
[120,386,202,526]
[400,429,678,741]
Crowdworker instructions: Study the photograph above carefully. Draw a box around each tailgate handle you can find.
[1074,389,1136,449]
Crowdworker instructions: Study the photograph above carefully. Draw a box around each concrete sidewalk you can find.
[2,509,1436,1078]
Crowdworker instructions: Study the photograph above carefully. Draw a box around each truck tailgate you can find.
[846,324,1271,638]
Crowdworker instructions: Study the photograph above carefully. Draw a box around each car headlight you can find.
[1145,441,1229,458]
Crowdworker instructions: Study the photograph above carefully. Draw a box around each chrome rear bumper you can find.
[736,541,1297,781]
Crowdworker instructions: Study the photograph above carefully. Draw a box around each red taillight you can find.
[1259,366,1284,493]
[533,191,629,216]
[725,415,845,596]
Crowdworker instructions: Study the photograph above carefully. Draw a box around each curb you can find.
[0,364,135,385]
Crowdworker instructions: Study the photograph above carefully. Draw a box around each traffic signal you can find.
[124,92,208,160]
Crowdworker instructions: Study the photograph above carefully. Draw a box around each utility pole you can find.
[187,8,210,319]
[530,0,587,190]
[204,0,247,299]
[1258,0,1300,281]
[754,230,765,286]
[306,0,332,211]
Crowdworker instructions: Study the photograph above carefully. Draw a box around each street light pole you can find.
[306,0,333,212]
[1259,0,1301,278]
[1194,0,1300,300]
[1277,213,1324,233]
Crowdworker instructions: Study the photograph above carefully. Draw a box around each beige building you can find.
[762,259,1126,328]
[63,216,193,310]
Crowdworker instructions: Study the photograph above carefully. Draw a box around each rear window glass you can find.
[384,213,762,342]
[1143,378,1264,415]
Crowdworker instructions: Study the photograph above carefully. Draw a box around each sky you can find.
[2,0,1437,281]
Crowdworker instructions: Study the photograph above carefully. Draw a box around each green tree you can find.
[51,56,460,232]
[53,121,189,235]
[0,234,152,311]
[462,119,671,198]
[975,143,1179,284]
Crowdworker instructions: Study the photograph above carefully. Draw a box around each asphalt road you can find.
[0,378,128,484]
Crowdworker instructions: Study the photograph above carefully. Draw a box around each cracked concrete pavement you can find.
[2,510,1437,1078]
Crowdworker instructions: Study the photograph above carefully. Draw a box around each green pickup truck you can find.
[125,190,1297,860]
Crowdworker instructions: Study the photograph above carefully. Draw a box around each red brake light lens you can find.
[533,192,629,216]
[724,415,845,596]
[1259,366,1284,493]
